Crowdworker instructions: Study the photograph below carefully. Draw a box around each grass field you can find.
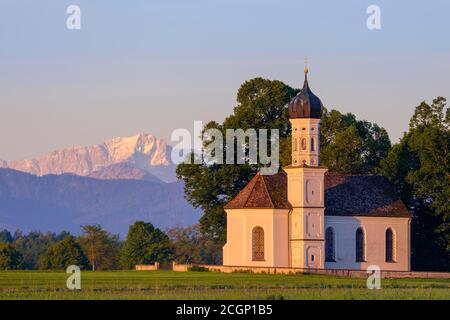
[0,270,449,300]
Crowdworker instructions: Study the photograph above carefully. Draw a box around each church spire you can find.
[288,59,323,120]
[288,60,323,167]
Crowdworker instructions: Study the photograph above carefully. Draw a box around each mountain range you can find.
[0,133,200,236]
[1,133,176,183]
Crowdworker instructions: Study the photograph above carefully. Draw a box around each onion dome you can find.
[288,67,323,119]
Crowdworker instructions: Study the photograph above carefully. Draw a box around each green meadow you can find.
[0,270,448,300]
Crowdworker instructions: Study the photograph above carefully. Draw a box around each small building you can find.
[222,68,411,271]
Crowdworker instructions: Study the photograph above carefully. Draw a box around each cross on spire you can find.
[304,56,309,80]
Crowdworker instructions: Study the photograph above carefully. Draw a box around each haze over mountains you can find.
[0,133,200,236]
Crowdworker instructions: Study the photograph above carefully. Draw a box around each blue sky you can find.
[1,0,449,160]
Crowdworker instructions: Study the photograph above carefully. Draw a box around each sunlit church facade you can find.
[222,69,411,271]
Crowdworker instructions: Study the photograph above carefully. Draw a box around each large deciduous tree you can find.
[39,236,88,270]
[381,97,449,271]
[12,231,68,269]
[120,221,173,269]
[0,242,22,270]
[320,109,391,173]
[167,224,222,265]
[78,225,121,271]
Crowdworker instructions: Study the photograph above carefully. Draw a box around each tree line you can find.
[176,77,449,271]
[0,222,221,270]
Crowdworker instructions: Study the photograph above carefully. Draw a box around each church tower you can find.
[284,66,328,269]
[289,67,322,166]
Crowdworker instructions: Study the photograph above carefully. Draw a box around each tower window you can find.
[301,138,307,150]
[311,138,315,151]
[325,227,335,262]
[356,228,365,262]
[252,226,265,261]
[293,138,298,152]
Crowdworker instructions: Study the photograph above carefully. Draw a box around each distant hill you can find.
[0,169,200,237]
[3,133,177,183]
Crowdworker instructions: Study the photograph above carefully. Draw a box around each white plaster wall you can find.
[290,208,305,240]
[223,209,289,267]
[304,241,324,268]
[290,207,325,268]
[291,241,324,268]
[273,211,290,267]
[324,216,411,271]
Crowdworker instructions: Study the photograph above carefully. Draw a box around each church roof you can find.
[224,172,411,218]
[224,172,289,210]
[324,174,411,218]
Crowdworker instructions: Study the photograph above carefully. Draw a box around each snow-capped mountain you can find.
[0,134,200,235]
[4,133,176,182]
[88,163,163,183]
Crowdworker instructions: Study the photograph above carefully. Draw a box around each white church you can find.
[222,68,411,271]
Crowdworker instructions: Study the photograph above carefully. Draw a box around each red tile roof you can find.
[224,171,411,218]
[224,172,289,210]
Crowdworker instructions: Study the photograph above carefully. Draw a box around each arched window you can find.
[355,228,365,262]
[311,138,315,151]
[293,138,298,152]
[252,227,265,261]
[386,228,395,262]
[325,227,335,262]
